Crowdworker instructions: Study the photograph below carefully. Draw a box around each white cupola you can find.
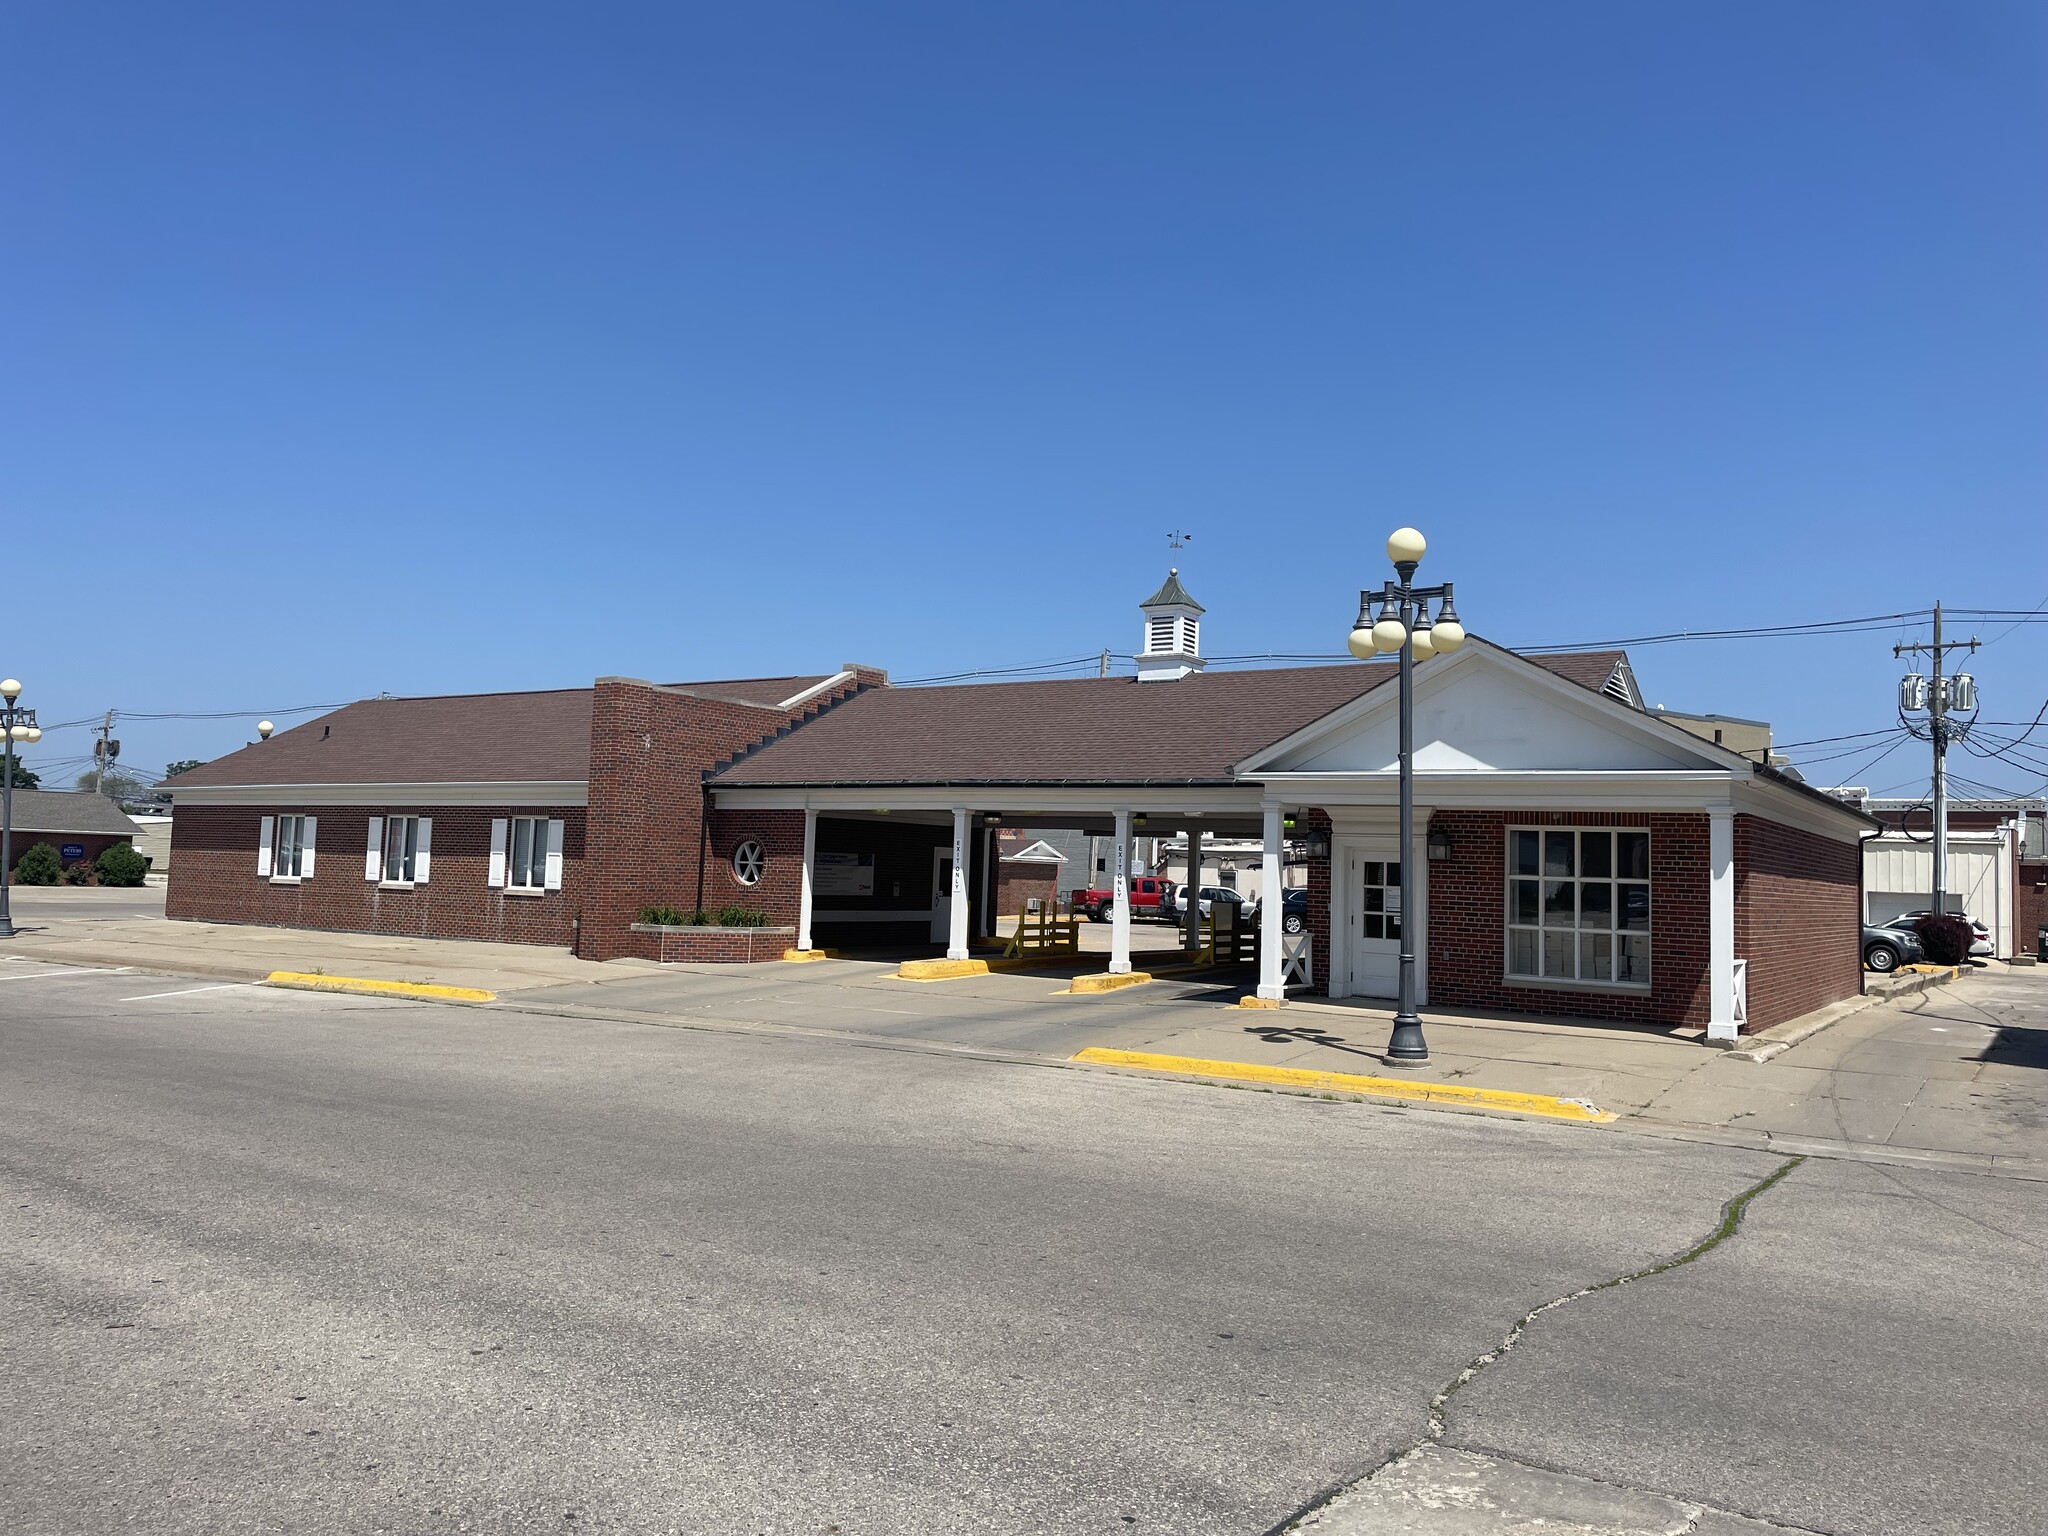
[1136,568,1205,682]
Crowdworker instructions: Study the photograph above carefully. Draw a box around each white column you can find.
[1110,808,1133,974]
[1708,805,1737,1041]
[797,807,818,952]
[1258,802,1285,1000]
[948,807,972,960]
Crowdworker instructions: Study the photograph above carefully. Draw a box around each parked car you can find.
[1862,923,1924,973]
[1278,887,1307,934]
[1071,874,1174,922]
[1885,911,1994,957]
[1162,884,1249,923]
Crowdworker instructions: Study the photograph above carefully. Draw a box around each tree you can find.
[1,760,39,789]
[164,760,204,779]
[76,767,153,804]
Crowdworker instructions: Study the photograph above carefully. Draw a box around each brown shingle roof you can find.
[162,674,835,789]
[715,664,1402,787]
[1,788,139,837]
[715,649,1647,789]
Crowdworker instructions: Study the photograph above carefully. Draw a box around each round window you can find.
[731,840,766,886]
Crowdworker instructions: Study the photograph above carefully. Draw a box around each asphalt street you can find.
[3,957,2044,1535]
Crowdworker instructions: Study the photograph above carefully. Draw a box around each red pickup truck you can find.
[1071,875,1173,923]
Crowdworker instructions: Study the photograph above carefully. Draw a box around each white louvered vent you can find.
[1146,616,1178,654]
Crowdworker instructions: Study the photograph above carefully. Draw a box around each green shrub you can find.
[96,845,149,887]
[636,904,771,928]
[13,842,61,885]
[61,860,97,885]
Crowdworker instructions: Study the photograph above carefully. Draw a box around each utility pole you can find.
[1896,601,1979,918]
[94,710,117,796]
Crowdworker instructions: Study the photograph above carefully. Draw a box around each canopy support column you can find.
[1258,803,1286,1000]
[1110,808,1133,974]
[947,807,972,960]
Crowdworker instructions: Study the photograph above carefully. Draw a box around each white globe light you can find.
[1431,618,1466,652]
[1410,626,1437,661]
[1347,626,1377,660]
[0,678,19,702]
[7,724,25,742]
[22,727,39,743]
[257,720,275,739]
[1372,617,1408,653]
[1386,527,1427,566]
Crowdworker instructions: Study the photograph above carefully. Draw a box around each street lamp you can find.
[2,677,46,940]
[1345,530,1465,1064]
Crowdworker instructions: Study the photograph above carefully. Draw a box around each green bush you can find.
[637,904,771,928]
[95,845,149,887]
[12,842,61,886]
[61,860,96,885]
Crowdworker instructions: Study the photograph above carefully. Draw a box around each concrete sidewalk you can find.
[0,906,667,996]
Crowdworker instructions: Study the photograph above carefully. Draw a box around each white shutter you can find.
[365,817,384,882]
[257,816,275,877]
[544,819,565,890]
[301,817,317,878]
[415,818,432,884]
[488,819,508,888]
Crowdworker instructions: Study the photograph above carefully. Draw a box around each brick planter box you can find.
[627,923,795,963]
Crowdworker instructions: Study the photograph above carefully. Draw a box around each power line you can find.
[1518,609,1932,654]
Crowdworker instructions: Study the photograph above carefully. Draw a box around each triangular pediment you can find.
[1246,644,1740,776]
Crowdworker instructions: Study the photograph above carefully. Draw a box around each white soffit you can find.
[1255,647,1724,776]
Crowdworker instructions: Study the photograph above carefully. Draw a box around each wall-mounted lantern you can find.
[1427,827,1453,862]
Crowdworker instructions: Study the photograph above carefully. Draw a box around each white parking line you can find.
[121,983,257,1002]
[0,966,132,983]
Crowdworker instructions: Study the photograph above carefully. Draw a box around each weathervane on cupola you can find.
[1137,563,1205,683]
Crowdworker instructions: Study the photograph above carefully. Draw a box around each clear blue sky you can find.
[4,1,2044,798]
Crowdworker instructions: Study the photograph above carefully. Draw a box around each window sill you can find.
[1504,974,1650,995]
[378,881,417,891]
[268,875,302,886]
[501,886,547,898]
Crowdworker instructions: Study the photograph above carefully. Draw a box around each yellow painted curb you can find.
[1235,996,1286,1009]
[895,958,991,981]
[265,972,496,1004]
[782,949,832,963]
[1069,1047,1617,1123]
[1064,971,1153,994]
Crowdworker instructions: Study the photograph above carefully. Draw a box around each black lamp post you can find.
[1346,530,1466,1064]
[2,677,45,940]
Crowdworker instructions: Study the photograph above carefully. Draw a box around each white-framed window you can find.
[383,816,421,884]
[507,816,550,891]
[732,840,765,886]
[1506,827,1650,986]
[269,815,313,881]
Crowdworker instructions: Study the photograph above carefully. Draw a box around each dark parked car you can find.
[1862,923,1924,973]
[1278,887,1307,934]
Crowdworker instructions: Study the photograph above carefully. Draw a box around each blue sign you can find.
[61,843,86,860]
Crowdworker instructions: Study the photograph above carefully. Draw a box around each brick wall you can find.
[1301,810,1333,995]
[995,860,1060,917]
[538,672,871,961]
[2018,861,2048,958]
[1734,815,1862,1030]
[164,804,585,945]
[8,830,134,871]
[1419,809,1712,1028]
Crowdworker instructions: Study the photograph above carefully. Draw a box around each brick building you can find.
[2,788,140,871]
[163,577,1877,1034]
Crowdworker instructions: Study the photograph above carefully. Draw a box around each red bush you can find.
[1911,913,1975,967]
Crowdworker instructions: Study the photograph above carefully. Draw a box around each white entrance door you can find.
[1347,846,1404,998]
[931,846,955,944]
